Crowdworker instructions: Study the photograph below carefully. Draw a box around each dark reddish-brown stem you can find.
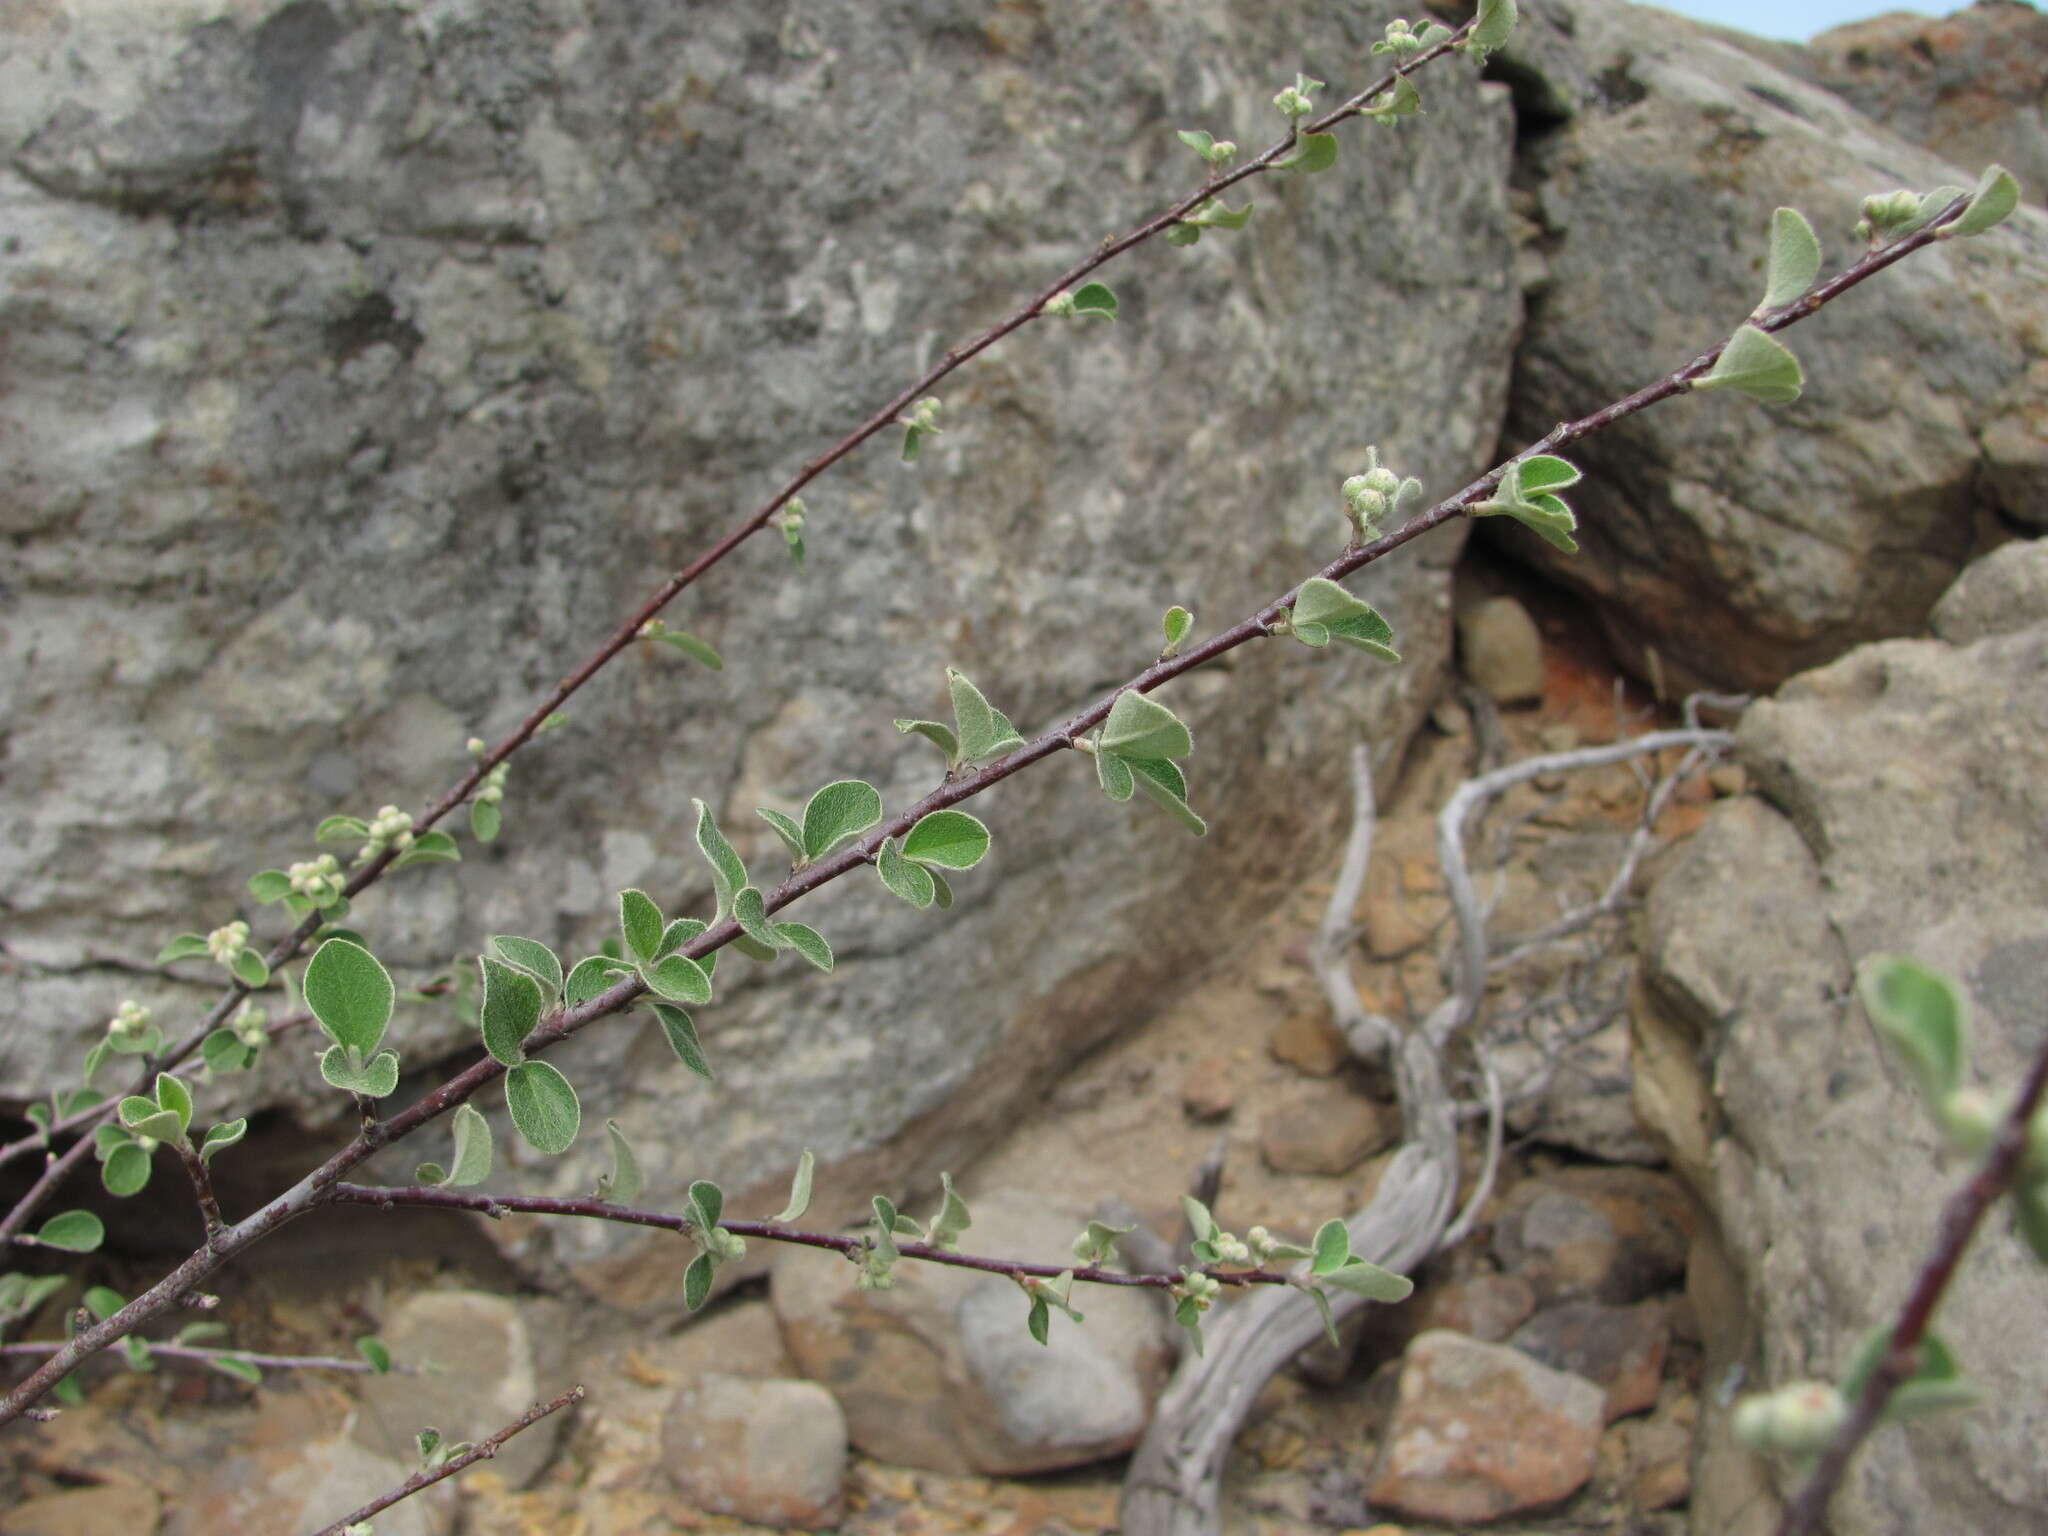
[327,1185,1287,1291]
[0,30,1471,1199]
[305,1384,584,1536]
[0,207,1976,1427]
[1774,1031,2048,1536]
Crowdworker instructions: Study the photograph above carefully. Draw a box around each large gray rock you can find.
[1641,543,2048,1534]
[0,2,1517,1288]
[1489,0,2048,693]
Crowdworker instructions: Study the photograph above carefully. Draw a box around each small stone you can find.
[1182,1054,1238,1120]
[1537,723,1581,753]
[1365,1330,1604,1523]
[1509,1300,1670,1421]
[1261,1081,1399,1176]
[662,1373,847,1528]
[1707,763,1747,796]
[1419,1272,1539,1344]
[1490,1168,1693,1305]
[1457,596,1546,706]
[1267,1010,1350,1076]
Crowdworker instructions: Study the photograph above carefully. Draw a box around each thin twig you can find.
[1316,744,1392,1058]
[1772,1033,2048,1536]
[0,1340,397,1374]
[305,1384,585,1536]
[0,207,1968,1426]
[1437,1055,1503,1251]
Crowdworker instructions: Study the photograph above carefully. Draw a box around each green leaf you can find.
[930,870,955,910]
[156,933,211,964]
[1184,198,1254,231]
[1127,756,1208,836]
[619,889,664,965]
[1071,281,1118,319]
[877,837,937,909]
[683,1252,715,1312]
[1027,1294,1051,1345]
[249,870,294,903]
[652,630,724,670]
[304,939,395,1056]
[358,1050,401,1098]
[928,1172,972,1252]
[118,1098,187,1144]
[316,814,372,843]
[153,1072,194,1132]
[692,799,749,921]
[229,949,271,989]
[1760,206,1821,310]
[1096,747,1135,802]
[36,1211,105,1253]
[658,918,709,963]
[358,1336,393,1374]
[803,780,884,861]
[1291,578,1399,662]
[1302,1281,1341,1351]
[596,1119,644,1204]
[317,1044,399,1098]
[471,799,502,842]
[490,936,564,999]
[641,953,713,1006]
[1274,131,1339,173]
[391,830,461,868]
[1320,1258,1415,1303]
[101,1141,152,1197]
[1100,690,1193,761]
[757,807,807,862]
[2012,1183,2048,1264]
[83,1286,125,1321]
[1949,164,2020,238]
[902,810,991,870]
[776,921,833,972]
[207,1354,263,1386]
[1164,224,1202,247]
[1859,954,1967,1105]
[201,1028,258,1075]
[174,1321,228,1346]
[1839,1326,1978,1419]
[478,954,543,1066]
[1181,1197,1216,1243]
[948,669,1024,763]
[652,1003,714,1081]
[894,718,961,764]
[564,954,631,1007]
[1517,455,1582,495]
[1696,323,1804,405]
[731,933,781,964]
[732,887,785,955]
[199,1119,247,1166]
[505,1060,581,1155]
[1176,128,1220,158]
[774,1149,816,1223]
[447,1102,495,1185]
[1363,74,1424,124]
[1174,1294,1206,1356]
[691,1179,726,1233]
[1312,1219,1351,1275]
[1163,606,1193,649]
[1466,0,1517,63]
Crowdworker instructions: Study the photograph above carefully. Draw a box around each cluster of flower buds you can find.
[1273,74,1323,119]
[356,804,416,866]
[232,1003,269,1051]
[1339,449,1424,540]
[288,854,345,907]
[476,763,510,808]
[107,1000,153,1047]
[1855,189,1925,244]
[1734,1380,1849,1456]
[206,921,251,965]
[1176,1268,1223,1311]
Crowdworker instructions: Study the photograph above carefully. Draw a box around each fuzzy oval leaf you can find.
[83,1285,126,1321]
[564,954,630,1007]
[651,1003,714,1081]
[505,1060,581,1155]
[1128,757,1207,836]
[692,799,748,919]
[1319,1259,1415,1303]
[119,1098,187,1143]
[154,1072,194,1131]
[1697,324,1804,405]
[1951,164,2019,237]
[690,1179,726,1232]
[101,1142,153,1197]
[1467,0,1517,60]
[202,1028,259,1075]
[248,870,294,904]
[1761,206,1821,309]
[1311,1219,1351,1274]
[757,807,807,862]
[775,922,834,973]
[471,798,502,843]
[358,1337,392,1374]
[477,955,543,1066]
[1101,690,1193,761]
[36,1211,105,1253]
[618,889,664,965]
[207,1354,263,1386]
[774,1149,817,1223]
[199,1118,247,1166]
[876,837,937,909]
[1515,455,1582,494]
[391,830,460,869]
[490,936,564,997]
[304,939,394,1056]
[732,887,784,953]
[1071,281,1118,318]
[156,933,211,964]
[683,1251,715,1313]
[894,718,960,762]
[803,779,884,861]
[654,630,723,670]
[1096,747,1135,802]
[902,810,990,870]
[1858,953,1966,1104]
[596,1118,643,1205]
[1163,606,1193,648]
[355,1051,401,1099]
[1275,131,1339,174]
[229,949,271,990]
[642,953,713,1006]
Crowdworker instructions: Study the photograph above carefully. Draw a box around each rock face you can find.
[769,1189,1174,1475]
[0,1,1517,1280]
[661,1373,848,1529]
[1489,0,2048,693]
[1640,540,2048,1534]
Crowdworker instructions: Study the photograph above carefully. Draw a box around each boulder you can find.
[1641,542,2048,1533]
[1488,0,2048,693]
[0,1,1517,1291]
